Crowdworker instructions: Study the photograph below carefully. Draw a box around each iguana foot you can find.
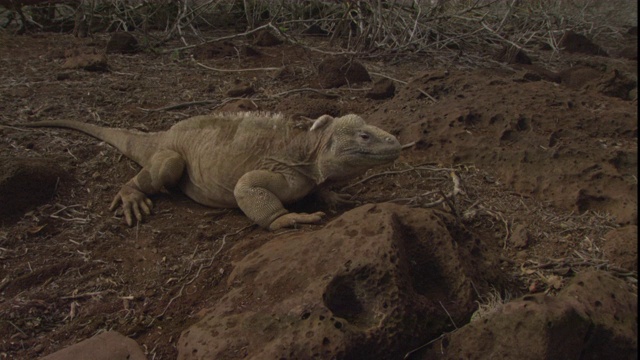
[109,185,153,226]
[319,190,357,209]
[268,211,326,231]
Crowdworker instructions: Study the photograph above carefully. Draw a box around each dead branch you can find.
[190,56,282,72]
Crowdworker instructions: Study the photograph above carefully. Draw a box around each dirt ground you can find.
[0,20,637,360]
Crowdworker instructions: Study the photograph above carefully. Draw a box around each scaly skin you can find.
[18,112,402,230]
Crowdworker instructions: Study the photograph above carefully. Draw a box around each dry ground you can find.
[0,18,637,359]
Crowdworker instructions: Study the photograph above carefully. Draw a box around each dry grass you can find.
[2,1,636,67]
[347,161,637,294]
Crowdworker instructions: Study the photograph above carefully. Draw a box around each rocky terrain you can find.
[0,2,637,359]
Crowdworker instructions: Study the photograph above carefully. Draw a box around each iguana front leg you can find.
[110,150,185,226]
[234,170,324,230]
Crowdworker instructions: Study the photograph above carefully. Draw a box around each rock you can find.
[253,30,282,47]
[510,223,529,249]
[559,30,608,56]
[602,225,638,272]
[366,78,396,100]
[40,331,146,360]
[595,69,637,100]
[106,32,139,54]
[177,203,505,360]
[415,270,637,359]
[316,56,371,88]
[0,157,67,222]
[559,67,637,100]
[61,53,108,72]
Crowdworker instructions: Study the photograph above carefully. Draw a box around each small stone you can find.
[510,223,529,249]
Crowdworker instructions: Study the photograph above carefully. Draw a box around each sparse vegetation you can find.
[2,1,637,64]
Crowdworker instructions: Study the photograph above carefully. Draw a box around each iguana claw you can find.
[109,185,153,226]
[319,190,357,209]
[269,211,326,231]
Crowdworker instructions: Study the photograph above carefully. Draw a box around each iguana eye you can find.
[359,133,370,140]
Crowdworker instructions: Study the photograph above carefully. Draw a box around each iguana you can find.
[19,112,401,230]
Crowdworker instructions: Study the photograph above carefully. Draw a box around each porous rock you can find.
[416,270,637,359]
[317,56,371,88]
[177,203,505,360]
[40,331,146,360]
[0,157,66,221]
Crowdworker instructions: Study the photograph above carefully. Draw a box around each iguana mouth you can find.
[356,150,400,160]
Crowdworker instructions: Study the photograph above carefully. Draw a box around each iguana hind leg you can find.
[234,170,324,230]
[110,150,185,226]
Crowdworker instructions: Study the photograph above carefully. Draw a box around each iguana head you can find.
[311,114,401,182]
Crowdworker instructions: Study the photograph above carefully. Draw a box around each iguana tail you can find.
[19,120,159,166]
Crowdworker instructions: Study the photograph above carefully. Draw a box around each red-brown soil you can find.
[0,23,637,359]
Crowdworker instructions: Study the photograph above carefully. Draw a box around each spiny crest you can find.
[309,114,366,133]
